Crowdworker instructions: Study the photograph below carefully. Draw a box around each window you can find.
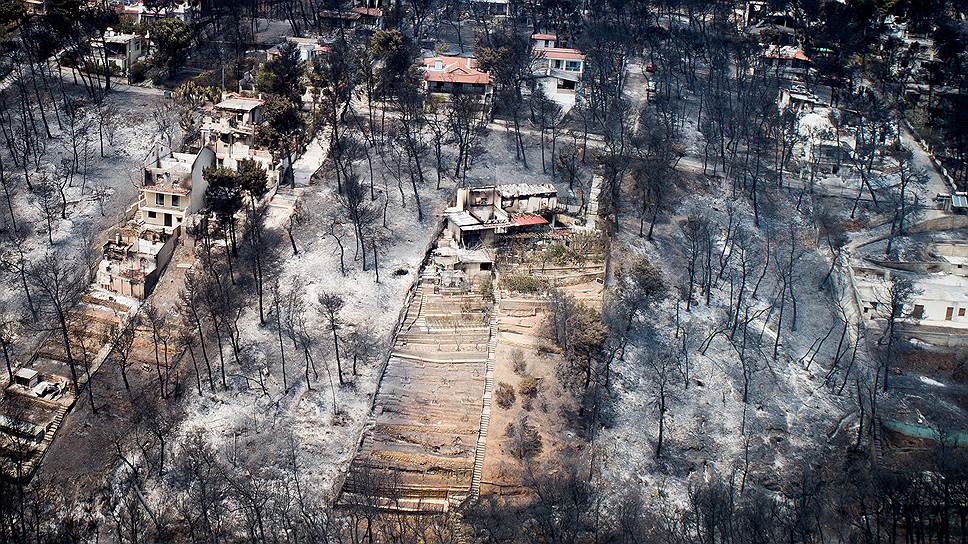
[912,304,925,319]
[171,195,181,208]
[155,193,164,206]
[565,60,582,71]
[945,307,954,320]
[960,308,966,317]
[147,211,157,218]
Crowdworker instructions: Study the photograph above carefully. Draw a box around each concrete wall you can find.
[143,226,180,296]
[189,147,215,215]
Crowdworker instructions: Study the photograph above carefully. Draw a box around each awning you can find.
[511,214,549,227]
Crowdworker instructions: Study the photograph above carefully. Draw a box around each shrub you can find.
[495,382,516,409]
[545,243,575,264]
[519,377,540,411]
[500,274,547,294]
[509,417,543,460]
[128,61,147,84]
[511,349,527,376]
[518,377,540,399]
[480,274,494,302]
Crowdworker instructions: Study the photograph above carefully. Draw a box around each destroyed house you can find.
[141,148,214,230]
[203,95,265,137]
[97,225,179,299]
[350,6,384,30]
[316,9,364,29]
[759,46,811,81]
[446,184,559,247]
[201,95,286,184]
[0,415,46,443]
[805,132,856,175]
[13,368,39,389]
[267,36,331,63]
[778,86,825,113]
[468,0,510,16]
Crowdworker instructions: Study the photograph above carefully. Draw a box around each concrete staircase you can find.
[469,288,499,500]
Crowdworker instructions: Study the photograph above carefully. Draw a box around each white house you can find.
[199,94,288,186]
[531,32,557,48]
[533,46,585,94]
[91,30,147,78]
[267,36,331,63]
[468,0,509,16]
[140,148,215,230]
[121,1,197,24]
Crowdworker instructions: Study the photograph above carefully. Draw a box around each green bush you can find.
[128,61,147,83]
[500,274,547,294]
[546,243,574,264]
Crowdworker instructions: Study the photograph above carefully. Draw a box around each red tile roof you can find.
[534,47,585,61]
[423,56,492,85]
[531,32,557,41]
[511,214,549,227]
[351,6,383,16]
[764,46,810,62]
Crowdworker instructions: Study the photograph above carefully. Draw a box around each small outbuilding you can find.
[13,368,39,389]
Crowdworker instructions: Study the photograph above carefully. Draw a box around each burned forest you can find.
[1,0,968,542]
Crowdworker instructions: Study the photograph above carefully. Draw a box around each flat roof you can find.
[496,183,557,198]
[216,97,265,111]
[15,368,38,379]
[448,211,480,228]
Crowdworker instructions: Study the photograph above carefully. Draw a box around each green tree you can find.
[151,18,192,79]
[203,166,243,254]
[369,29,412,100]
[236,158,269,213]
[256,96,304,188]
[0,0,26,32]
[256,42,305,104]
[311,37,356,192]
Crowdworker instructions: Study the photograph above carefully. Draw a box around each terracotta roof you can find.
[423,56,492,85]
[534,47,585,61]
[763,46,810,62]
[511,214,549,227]
[531,32,557,40]
[351,6,383,16]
